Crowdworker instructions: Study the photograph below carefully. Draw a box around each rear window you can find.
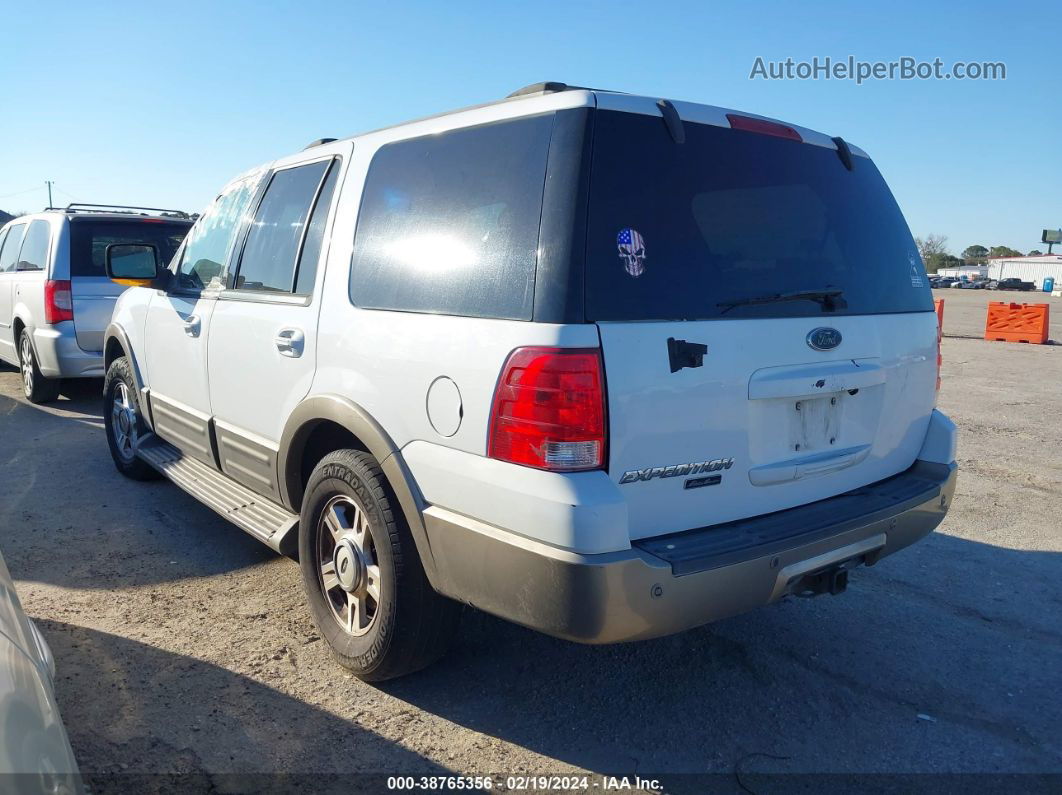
[350,114,554,320]
[585,111,932,321]
[70,219,190,277]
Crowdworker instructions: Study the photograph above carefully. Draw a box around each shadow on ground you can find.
[379,532,1062,775]
[1,390,274,589]
[42,619,449,788]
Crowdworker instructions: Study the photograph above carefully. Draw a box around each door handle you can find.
[274,327,305,358]
[183,315,201,337]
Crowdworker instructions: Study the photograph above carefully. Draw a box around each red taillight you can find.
[488,347,606,472]
[44,280,73,325]
[726,113,803,142]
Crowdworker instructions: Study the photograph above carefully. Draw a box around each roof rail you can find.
[304,137,338,150]
[506,81,623,98]
[51,203,192,218]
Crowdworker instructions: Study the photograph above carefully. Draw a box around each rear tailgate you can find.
[598,313,936,539]
[69,217,190,352]
[585,108,936,540]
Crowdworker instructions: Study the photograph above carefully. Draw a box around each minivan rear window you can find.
[70,219,190,277]
[585,111,932,321]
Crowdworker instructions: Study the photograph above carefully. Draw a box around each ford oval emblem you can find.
[807,327,842,351]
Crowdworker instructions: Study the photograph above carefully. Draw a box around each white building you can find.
[987,254,1062,289]
[936,265,988,280]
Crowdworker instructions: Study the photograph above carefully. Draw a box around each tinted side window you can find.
[234,160,330,293]
[16,221,50,272]
[350,114,553,320]
[0,229,8,272]
[176,177,259,291]
[0,225,25,272]
[294,160,340,295]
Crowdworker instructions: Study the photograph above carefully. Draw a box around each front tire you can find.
[18,331,60,404]
[299,450,460,681]
[103,357,158,480]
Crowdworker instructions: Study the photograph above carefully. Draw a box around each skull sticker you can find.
[617,228,647,277]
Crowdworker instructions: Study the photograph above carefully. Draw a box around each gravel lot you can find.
[1,296,1060,788]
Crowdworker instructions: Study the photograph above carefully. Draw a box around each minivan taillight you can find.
[44,280,73,325]
[488,347,606,472]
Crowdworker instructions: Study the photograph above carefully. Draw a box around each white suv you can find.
[101,83,958,680]
[0,206,191,402]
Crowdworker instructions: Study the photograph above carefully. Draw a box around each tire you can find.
[298,449,460,681]
[103,357,159,481]
[18,330,60,404]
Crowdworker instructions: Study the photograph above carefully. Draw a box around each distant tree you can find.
[1028,249,1043,256]
[915,234,949,266]
[961,244,989,262]
[926,252,961,273]
[988,246,1023,259]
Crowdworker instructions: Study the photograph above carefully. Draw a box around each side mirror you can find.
[105,243,170,289]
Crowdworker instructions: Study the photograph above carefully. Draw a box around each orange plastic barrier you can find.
[934,298,944,341]
[984,302,1050,344]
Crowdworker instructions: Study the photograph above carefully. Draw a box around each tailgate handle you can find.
[667,337,708,373]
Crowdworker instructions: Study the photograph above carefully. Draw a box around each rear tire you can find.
[18,331,60,404]
[298,449,460,681]
[103,357,159,481]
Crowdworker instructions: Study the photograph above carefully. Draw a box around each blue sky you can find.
[1,0,1058,255]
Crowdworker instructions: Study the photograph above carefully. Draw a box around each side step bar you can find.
[137,436,298,553]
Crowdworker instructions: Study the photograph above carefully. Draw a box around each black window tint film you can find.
[0,225,24,272]
[69,220,190,277]
[235,160,331,293]
[16,220,50,271]
[294,159,339,295]
[585,111,933,321]
[350,114,553,320]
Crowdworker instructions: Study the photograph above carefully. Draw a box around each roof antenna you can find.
[831,136,854,170]
[657,99,685,144]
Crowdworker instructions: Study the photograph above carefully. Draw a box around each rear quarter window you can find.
[350,114,554,320]
[15,221,51,272]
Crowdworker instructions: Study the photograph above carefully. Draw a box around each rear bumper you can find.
[32,324,104,379]
[423,460,957,644]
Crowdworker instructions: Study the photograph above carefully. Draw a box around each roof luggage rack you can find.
[50,203,192,218]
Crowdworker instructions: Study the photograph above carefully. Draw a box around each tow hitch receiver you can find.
[793,565,851,597]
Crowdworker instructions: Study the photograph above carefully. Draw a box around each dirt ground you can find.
[1,298,1060,788]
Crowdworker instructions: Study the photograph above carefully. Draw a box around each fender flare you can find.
[277,395,439,582]
[103,322,153,430]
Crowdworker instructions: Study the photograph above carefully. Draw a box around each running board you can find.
[137,436,298,553]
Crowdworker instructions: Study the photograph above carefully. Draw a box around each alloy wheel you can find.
[19,335,33,397]
[317,495,381,636]
[110,382,138,460]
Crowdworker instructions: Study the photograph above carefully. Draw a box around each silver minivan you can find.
[0,205,191,402]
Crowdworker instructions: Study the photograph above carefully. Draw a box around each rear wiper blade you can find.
[717,289,846,315]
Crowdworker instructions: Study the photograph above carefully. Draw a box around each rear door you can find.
[585,110,937,540]
[68,217,190,352]
[207,152,343,500]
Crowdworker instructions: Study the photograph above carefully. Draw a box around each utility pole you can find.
[45,181,54,208]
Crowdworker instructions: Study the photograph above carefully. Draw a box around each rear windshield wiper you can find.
[717,289,846,315]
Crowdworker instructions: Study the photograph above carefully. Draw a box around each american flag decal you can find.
[617,227,647,277]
